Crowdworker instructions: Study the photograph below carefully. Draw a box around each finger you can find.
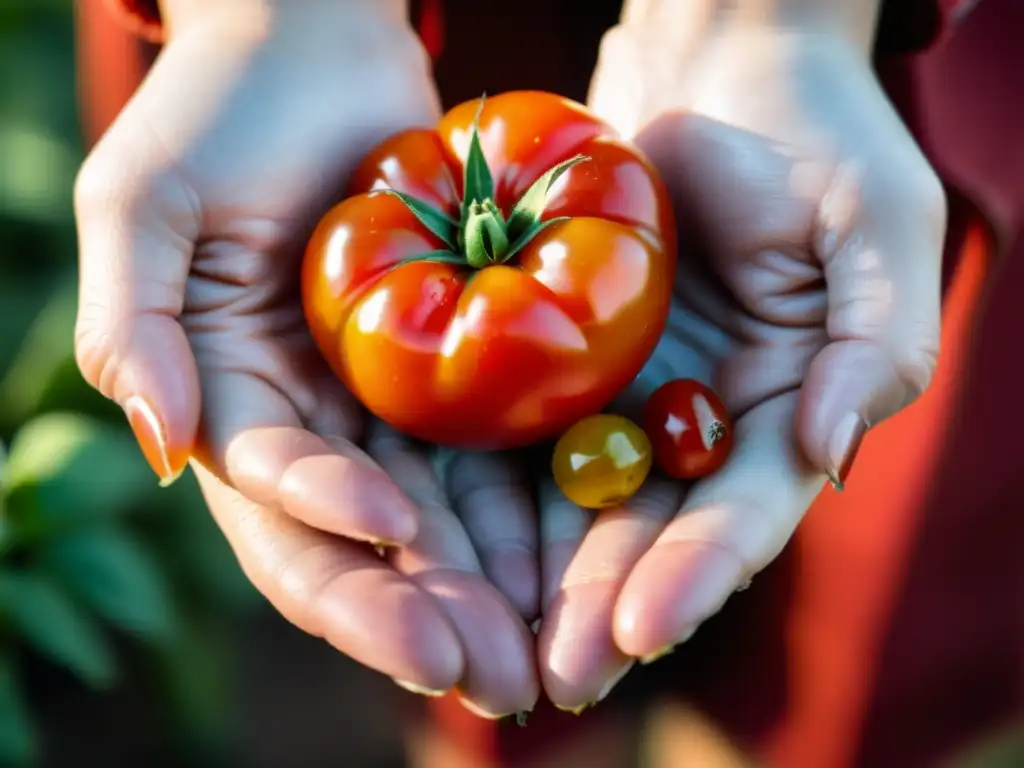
[614,393,821,659]
[73,112,200,485]
[366,424,539,719]
[537,479,683,711]
[537,478,591,617]
[198,369,418,546]
[193,462,463,694]
[798,149,945,489]
[443,450,539,619]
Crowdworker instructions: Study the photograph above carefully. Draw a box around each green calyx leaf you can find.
[506,154,589,241]
[379,96,590,274]
[463,200,510,268]
[395,249,468,268]
[460,96,495,219]
[381,190,459,250]
[505,216,570,261]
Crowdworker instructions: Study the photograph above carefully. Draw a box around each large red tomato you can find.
[302,91,676,449]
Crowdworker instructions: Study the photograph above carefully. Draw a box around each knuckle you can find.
[917,165,947,222]
[73,150,130,220]
[883,153,946,234]
[590,27,642,124]
[595,23,642,69]
[200,476,338,641]
[896,337,940,402]
[73,312,124,399]
[271,543,346,638]
[75,131,189,229]
[596,25,629,63]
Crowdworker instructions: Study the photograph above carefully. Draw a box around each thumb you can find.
[797,161,946,489]
[74,119,201,485]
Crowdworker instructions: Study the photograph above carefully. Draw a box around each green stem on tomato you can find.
[463,199,509,268]
[389,94,591,270]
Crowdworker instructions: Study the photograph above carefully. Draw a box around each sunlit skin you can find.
[552,414,653,509]
[643,379,734,479]
[302,91,676,449]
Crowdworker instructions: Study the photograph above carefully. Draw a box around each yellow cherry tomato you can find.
[552,414,653,509]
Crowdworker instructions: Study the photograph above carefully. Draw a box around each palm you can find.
[95,30,542,714]
[128,32,438,457]
[619,107,835,463]
[535,136,828,707]
[534,31,913,708]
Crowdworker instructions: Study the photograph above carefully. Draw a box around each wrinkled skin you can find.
[74,8,541,717]
[534,24,945,709]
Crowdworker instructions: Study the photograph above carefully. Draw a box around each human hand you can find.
[537,6,945,710]
[74,0,538,716]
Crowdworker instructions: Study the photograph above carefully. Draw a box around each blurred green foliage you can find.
[0,2,259,765]
[951,722,1024,768]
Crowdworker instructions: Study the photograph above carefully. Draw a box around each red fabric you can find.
[418,0,445,61]
[77,0,159,146]
[100,1,976,57]
[102,0,162,43]
[99,0,445,55]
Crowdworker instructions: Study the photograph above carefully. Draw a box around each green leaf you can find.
[0,438,7,550]
[155,616,237,757]
[0,270,77,430]
[3,412,154,540]
[148,473,259,612]
[0,652,37,767]
[0,278,50,396]
[0,570,117,688]
[952,723,1024,767]
[505,154,589,240]
[393,249,468,268]
[41,526,176,645]
[381,190,458,249]
[0,121,80,226]
[505,217,571,262]
[460,97,494,217]
[463,201,510,268]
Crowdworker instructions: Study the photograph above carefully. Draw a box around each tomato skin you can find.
[643,379,734,480]
[302,91,676,449]
[552,415,652,509]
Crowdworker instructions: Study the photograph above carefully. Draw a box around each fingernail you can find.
[639,645,674,665]
[515,711,530,727]
[372,540,396,558]
[458,698,513,720]
[555,702,592,716]
[123,395,187,486]
[826,411,868,491]
[596,660,635,702]
[639,625,698,665]
[393,678,447,697]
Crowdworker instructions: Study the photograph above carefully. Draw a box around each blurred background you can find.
[2,1,1022,767]
[0,2,408,765]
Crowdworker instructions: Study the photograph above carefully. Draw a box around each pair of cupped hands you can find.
[74,4,944,718]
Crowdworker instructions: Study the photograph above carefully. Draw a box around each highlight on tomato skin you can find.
[301,90,677,450]
[643,379,734,480]
[552,414,653,510]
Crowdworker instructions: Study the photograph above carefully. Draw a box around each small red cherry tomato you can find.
[643,379,733,479]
